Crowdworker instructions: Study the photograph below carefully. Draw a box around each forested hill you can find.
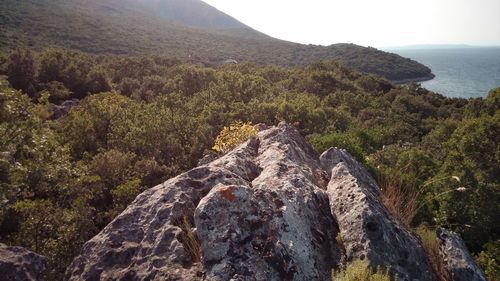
[135,0,268,38]
[0,0,432,81]
[137,0,250,29]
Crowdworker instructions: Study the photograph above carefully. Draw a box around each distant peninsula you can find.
[382,44,500,50]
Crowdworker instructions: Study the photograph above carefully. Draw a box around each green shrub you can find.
[308,132,366,163]
[6,49,36,96]
[476,240,499,281]
[332,260,393,281]
[107,179,141,219]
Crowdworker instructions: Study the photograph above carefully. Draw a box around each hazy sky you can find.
[203,0,500,47]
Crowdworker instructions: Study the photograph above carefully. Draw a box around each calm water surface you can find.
[389,48,500,98]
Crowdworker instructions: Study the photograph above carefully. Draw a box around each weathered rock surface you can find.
[0,243,47,281]
[50,99,79,119]
[320,148,437,281]
[437,228,487,281]
[195,124,341,280]
[66,123,484,281]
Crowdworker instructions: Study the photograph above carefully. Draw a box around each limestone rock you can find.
[320,148,437,281]
[437,228,487,281]
[65,123,341,280]
[197,152,219,166]
[65,164,251,280]
[195,123,341,280]
[50,99,79,119]
[0,243,47,281]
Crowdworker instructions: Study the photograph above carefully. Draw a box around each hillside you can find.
[137,0,251,30]
[135,0,267,38]
[0,0,433,81]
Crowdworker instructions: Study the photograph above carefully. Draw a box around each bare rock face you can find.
[50,99,79,119]
[320,148,437,281]
[195,124,341,280]
[436,228,487,281]
[64,165,254,280]
[66,123,483,281]
[0,243,47,281]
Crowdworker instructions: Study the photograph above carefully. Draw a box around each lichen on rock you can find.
[321,148,437,281]
[437,227,487,281]
[0,243,47,281]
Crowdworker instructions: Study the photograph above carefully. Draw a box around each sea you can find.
[386,47,500,99]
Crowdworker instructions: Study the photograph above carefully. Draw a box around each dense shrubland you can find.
[0,48,498,280]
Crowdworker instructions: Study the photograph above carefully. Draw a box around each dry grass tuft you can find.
[379,176,452,280]
[172,215,202,263]
[378,174,465,281]
[379,175,422,228]
[416,226,451,281]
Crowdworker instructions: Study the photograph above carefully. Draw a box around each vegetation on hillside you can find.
[0,0,432,81]
[137,0,264,36]
[0,48,498,280]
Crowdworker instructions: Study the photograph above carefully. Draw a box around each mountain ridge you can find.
[0,0,433,81]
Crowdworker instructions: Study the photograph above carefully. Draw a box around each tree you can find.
[6,49,36,96]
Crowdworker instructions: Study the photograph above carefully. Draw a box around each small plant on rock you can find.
[379,175,421,228]
[212,121,258,153]
[416,225,451,281]
[172,215,201,263]
[332,260,393,281]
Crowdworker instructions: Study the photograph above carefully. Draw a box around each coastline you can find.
[392,73,435,85]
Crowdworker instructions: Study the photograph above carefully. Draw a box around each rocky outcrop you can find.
[437,228,487,281]
[0,243,47,281]
[66,123,484,281]
[65,123,342,281]
[50,99,79,119]
[195,124,341,280]
[320,148,437,281]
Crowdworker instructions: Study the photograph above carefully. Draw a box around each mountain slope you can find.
[137,0,248,29]
[133,0,268,39]
[0,0,433,81]
[134,0,267,38]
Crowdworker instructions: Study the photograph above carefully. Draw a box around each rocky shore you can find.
[392,73,436,85]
